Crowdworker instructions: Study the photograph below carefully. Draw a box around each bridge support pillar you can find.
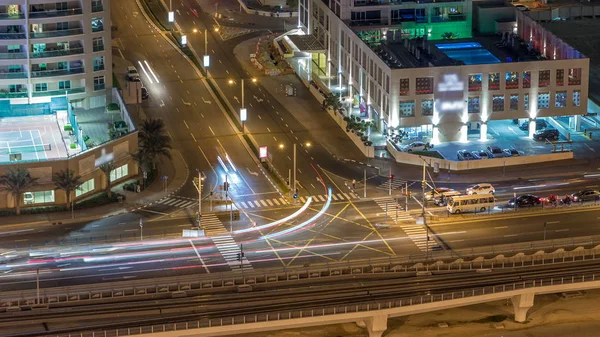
[364,314,388,337]
[511,293,535,323]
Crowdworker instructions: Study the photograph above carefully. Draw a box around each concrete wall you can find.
[238,0,298,17]
[475,5,515,34]
[386,140,573,170]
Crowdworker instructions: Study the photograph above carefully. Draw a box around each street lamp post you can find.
[197,170,204,227]
[420,161,429,259]
[293,143,297,202]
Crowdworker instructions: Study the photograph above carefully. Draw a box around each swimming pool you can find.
[435,42,501,65]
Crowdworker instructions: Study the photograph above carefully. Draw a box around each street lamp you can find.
[228,78,257,134]
[195,169,205,228]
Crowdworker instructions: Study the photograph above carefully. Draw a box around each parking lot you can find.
[430,116,600,161]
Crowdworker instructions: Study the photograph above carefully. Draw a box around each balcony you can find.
[0,52,26,59]
[348,19,388,27]
[92,5,104,12]
[92,24,104,33]
[0,91,27,98]
[94,83,105,91]
[0,32,26,40]
[0,71,27,79]
[31,47,84,58]
[0,12,25,20]
[353,0,401,6]
[29,8,83,19]
[32,87,85,97]
[31,67,84,78]
[30,28,83,39]
[93,44,104,52]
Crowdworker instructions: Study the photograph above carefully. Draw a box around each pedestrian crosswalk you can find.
[155,196,197,209]
[202,214,252,272]
[373,197,440,252]
[238,192,359,209]
[376,178,408,191]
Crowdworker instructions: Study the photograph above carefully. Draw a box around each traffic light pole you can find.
[388,167,392,196]
[421,161,429,259]
[198,171,202,227]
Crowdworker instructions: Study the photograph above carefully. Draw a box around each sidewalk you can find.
[232,36,366,162]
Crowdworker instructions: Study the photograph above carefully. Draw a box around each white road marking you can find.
[209,126,215,135]
[190,133,197,142]
[183,120,189,129]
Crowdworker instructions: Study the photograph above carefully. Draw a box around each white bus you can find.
[447,194,496,214]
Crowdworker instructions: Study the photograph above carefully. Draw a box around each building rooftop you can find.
[365,34,550,70]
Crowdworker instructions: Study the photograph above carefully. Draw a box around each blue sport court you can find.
[0,129,52,161]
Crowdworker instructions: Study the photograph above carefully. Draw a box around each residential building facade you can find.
[0,0,111,109]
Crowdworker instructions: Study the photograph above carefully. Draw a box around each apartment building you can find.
[296,0,589,142]
[0,0,111,109]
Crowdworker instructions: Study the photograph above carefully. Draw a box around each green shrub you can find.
[74,192,124,210]
[64,125,73,131]
[107,103,119,111]
[70,143,77,149]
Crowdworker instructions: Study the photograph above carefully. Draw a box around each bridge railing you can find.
[3,236,600,308]
[44,273,599,337]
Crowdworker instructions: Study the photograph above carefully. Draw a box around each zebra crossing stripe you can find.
[240,201,248,208]
[163,199,179,205]
[331,194,339,201]
[258,200,267,207]
[266,199,274,206]
[337,193,345,200]
[342,193,351,200]
[299,197,306,203]
[253,201,261,207]
[272,199,281,206]
[279,198,287,205]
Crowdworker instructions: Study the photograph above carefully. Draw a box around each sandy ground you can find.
[227,289,600,337]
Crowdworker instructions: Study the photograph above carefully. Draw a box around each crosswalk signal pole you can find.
[405,182,409,212]
[363,169,367,198]
[421,161,429,259]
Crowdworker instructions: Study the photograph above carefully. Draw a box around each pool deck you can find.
[377,35,545,69]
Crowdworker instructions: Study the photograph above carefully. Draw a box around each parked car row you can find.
[457,146,524,161]
[125,66,149,100]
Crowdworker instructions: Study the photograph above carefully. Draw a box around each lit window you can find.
[110,164,129,182]
[538,92,550,109]
[23,190,55,204]
[76,178,95,197]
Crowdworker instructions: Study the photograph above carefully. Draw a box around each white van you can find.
[447,194,496,214]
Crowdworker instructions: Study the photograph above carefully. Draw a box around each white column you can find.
[512,293,535,323]
[573,114,582,131]
[529,119,536,138]
[480,122,488,141]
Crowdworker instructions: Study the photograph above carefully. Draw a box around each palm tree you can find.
[0,168,38,215]
[99,161,115,198]
[52,169,82,210]
[138,118,172,170]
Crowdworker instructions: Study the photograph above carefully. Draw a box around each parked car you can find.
[503,148,524,157]
[141,86,149,99]
[472,150,487,159]
[126,66,140,81]
[486,146,504,158]
[519,119,547,131]
[466,183,495,195]
[508,194,541,208]
[401,141,430,153]
[457,150,479,161]
[571,189,600,202]
[533,128,560,141]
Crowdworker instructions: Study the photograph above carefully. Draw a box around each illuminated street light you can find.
[228,78,258,134]
[279,143,285,149]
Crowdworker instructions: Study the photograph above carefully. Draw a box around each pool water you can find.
[435,42,501,65]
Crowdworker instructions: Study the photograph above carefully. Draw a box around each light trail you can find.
[137,61,153,84]
[233,197,313,234]
[144,60,160,83]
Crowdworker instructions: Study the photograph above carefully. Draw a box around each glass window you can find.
[468,96,480,113]
[35,83,47,92]
[56,22,68,30]
[76,178,95,197]
[92,37,104,51]
[538,92,550,109]
[7,45,20,53]
[468,74,482,92]
[524,93,529,111]
[510,94,519,111]
[555,91,566,108]
[568,68,581,85]
[58,80,71,89]
[488,73,499,90]
[539,70,550,87]
[399,78,409,96]
[556,69,564,86]
[421,99,433,116]
[492,95,504,112]
[110,164,129,182]
[415,77,433,94]
[93,55,104,71]
[399,100,415,117]
[505,72,519,89]
[94,75,105,90]
[23,190,55,204]
[92,17,104,32]
[522,71,531,88]
[573,90,581,107]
